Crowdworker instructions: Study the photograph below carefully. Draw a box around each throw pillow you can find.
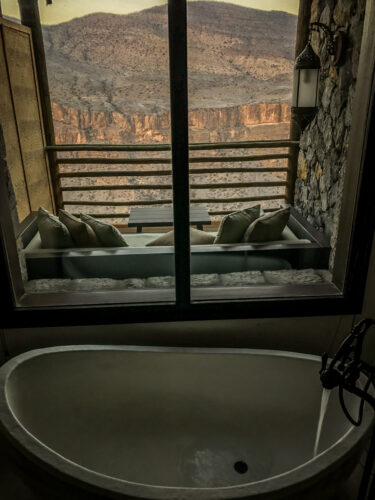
[59,209,101,247]
[37,207,74,249]
[146,227,215,246]
[214,205,261,244]
[80,214,128,247]
[243,206,291,243]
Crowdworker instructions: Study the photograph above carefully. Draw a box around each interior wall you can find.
[0,330,6,364]
[355,230,375,365]
[0,315,354,358]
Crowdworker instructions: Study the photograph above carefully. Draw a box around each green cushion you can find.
[243,207,291,243]
[37,207,74,249]
[146,228,215,247]
[80,214,128,247]
[59,210,101,248]
[281,225,299,241]
[214,205,261,244]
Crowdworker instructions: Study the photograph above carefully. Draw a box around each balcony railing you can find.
[46,139,299,225]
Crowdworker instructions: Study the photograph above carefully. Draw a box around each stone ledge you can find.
[24,269,332,293]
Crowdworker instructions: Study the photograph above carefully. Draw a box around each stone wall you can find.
[294,0,366,268]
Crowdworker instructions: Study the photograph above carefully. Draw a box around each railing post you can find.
[286,0,311,204]
[286,141,300,204]
[18,0,63,213]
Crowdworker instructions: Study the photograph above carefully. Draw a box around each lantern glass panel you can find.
[292,69,299,106]
[294,68,319,107]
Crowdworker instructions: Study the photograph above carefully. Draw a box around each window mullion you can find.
[168,0,191,307]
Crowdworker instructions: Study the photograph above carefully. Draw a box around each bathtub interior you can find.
[4,350,359,489]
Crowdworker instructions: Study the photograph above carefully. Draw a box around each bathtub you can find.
[0,346,372,500]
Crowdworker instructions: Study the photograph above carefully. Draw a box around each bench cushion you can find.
[59,210,101,248]
[81,214,128,247]
[37,207,73,249]
[244,206,290,242]
[146,228,215,246]
[214,205,261,244]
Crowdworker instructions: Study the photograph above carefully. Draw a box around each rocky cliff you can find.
[52,101,291,144]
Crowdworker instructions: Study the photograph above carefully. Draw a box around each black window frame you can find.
[1,0,375,329]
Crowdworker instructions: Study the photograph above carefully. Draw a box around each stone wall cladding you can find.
[294,0,366,269]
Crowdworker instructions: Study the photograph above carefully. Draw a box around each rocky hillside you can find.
[44,2,296,217]
[43,2,297,117]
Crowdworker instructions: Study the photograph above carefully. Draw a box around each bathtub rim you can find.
[0,345,373,500]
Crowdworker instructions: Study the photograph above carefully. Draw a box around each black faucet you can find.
[319,318,375,500]
[320,318,375,415]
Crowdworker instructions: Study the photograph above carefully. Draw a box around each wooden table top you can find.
[128,205,210,227]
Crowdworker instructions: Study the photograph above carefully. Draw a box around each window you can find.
[1,0,176,306]
[0,0,375,327]
[186,0,299,300]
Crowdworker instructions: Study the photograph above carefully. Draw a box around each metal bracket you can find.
[309,22,345,66]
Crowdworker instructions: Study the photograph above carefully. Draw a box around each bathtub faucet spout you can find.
[319,318,375,428]
[320,319,375,500]
[320,318,375,398]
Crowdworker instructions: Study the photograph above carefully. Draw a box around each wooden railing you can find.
[46,139,299,222]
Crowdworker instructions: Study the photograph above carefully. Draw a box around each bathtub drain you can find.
[234,461,248,474]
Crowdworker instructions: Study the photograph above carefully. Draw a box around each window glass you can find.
[186,0,312,299]
[185,0,366,301]
[1,0,21,22]
[1,0,176,304]
[0,0,371,316]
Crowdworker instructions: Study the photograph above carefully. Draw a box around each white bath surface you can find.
[4,350,356,488]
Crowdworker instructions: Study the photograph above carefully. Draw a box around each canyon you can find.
[42,2,297,219]
[52,101,291,144]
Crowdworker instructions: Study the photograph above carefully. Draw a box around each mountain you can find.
[42,3,296,216]
[42,2,297,115]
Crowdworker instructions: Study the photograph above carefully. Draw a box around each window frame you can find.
[1,0,375,328]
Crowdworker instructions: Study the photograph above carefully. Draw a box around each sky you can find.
[2,0,298,25]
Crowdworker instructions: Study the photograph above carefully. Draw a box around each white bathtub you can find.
[0,346,372,499]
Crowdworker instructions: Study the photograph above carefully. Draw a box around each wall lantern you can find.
[292,22,345,130]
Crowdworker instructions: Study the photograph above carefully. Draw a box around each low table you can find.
[128,206,211,233]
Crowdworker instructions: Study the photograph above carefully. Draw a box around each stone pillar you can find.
[293,0,366,269]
